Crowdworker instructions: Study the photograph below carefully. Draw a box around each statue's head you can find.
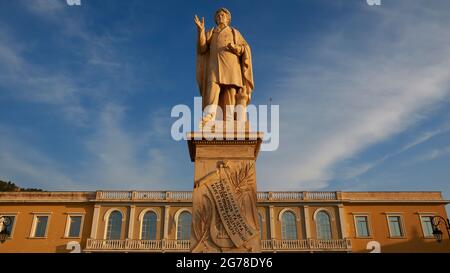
[214,7,231,26]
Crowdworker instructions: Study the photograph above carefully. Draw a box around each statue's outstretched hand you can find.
[194,15,205,31]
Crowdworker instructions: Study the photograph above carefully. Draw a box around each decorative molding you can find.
[313,208,335,221]
[103,208,125,222]
[138,208,160,222]
[278,208,300,222]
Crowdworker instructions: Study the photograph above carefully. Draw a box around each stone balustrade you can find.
[95,191,339,202]
[86,239,190,252]
[85,238,351,252]
[262,239,351,251]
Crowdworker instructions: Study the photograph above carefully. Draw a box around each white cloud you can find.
[23,0,65,17]
[409,146,450,165]
[337,127,450,180]
[0,128,77,190]
[340,162,379,181]
[0,3,134,126]
[0,26,89,125]
[78,104,176,190]
[0,2,175,190]
[400,129,446,153]
[257,2,450,191]
[0,104,182,191]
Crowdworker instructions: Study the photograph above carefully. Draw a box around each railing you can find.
[96,191,192,202]
[257,192,270,200]
[262,239,351,252]
[85,239,351,252]
[272,239,309,249]
[133,191,166,200]
[167,191,192,201]
[87,239,126,250]
[96,191,339,202]
[257,191,337,201]
[164,239,190,250]
[305,192,337,200]
[98,191,132,200]
[271,192,304,200]
[126,239,161,250]
[309,239,352,249]
[86,239,190,252]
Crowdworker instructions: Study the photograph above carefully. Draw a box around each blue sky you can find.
[0,0,450,204]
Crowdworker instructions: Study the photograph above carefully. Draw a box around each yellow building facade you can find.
[1,190,449,253]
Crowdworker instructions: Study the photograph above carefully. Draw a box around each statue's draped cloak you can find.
[196,26,254,110]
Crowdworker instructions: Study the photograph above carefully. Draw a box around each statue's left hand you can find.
[227,43,240,55]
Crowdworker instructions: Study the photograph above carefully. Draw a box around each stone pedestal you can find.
[187,130,263,253]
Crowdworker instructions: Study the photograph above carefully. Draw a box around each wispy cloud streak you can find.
[257,2,450,190]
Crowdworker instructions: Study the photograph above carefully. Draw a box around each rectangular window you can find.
[33,216,49,238]
[1,215,16,238]
[68,216,82,238]
[355,216,370,237]
[420,216,434,237]
[388,216,404,237]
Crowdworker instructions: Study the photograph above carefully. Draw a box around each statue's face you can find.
[215,11,229,26]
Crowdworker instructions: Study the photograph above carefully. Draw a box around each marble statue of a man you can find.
[194,8,254,125]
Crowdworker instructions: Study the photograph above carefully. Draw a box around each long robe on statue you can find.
[196,26,254,110]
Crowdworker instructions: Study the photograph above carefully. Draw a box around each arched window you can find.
[106,211,122,240]
[177,211,192,240]
[281,211,298,240]
[141,211,157,240]
[258,213,264,240]
[316,211,332,240]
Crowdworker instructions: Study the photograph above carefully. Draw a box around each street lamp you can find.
[431,216,450,243]
[0,216,13,243]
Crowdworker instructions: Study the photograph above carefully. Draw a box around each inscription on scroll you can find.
[191,161,261,252]
[207,175,256,247]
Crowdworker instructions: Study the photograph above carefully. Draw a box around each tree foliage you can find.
[0,180,44,192]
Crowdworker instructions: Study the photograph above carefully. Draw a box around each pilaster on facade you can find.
[337,204,347,239]
[90,205,101,239]
[303,205,311,239]
[163,205,170,240]
[128,205,136,239]
[269,205,275,239]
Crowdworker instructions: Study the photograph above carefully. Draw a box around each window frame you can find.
[175,209,192,240]
[315,210,332,240]
[352,212,373,239]
[104,210,124,240]
[281,210,298,240]
[139,210,158,240]
[0,212,18,239]
[29,213,52,239]
[64,213,85,239]
[418,213,435,239]
[385,213,406,238]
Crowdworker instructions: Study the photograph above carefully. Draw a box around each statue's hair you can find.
[214,7,231,25]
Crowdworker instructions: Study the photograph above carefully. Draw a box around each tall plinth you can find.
[187,131,263,253]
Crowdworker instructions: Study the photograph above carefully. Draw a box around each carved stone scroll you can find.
[191,161,261,253]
